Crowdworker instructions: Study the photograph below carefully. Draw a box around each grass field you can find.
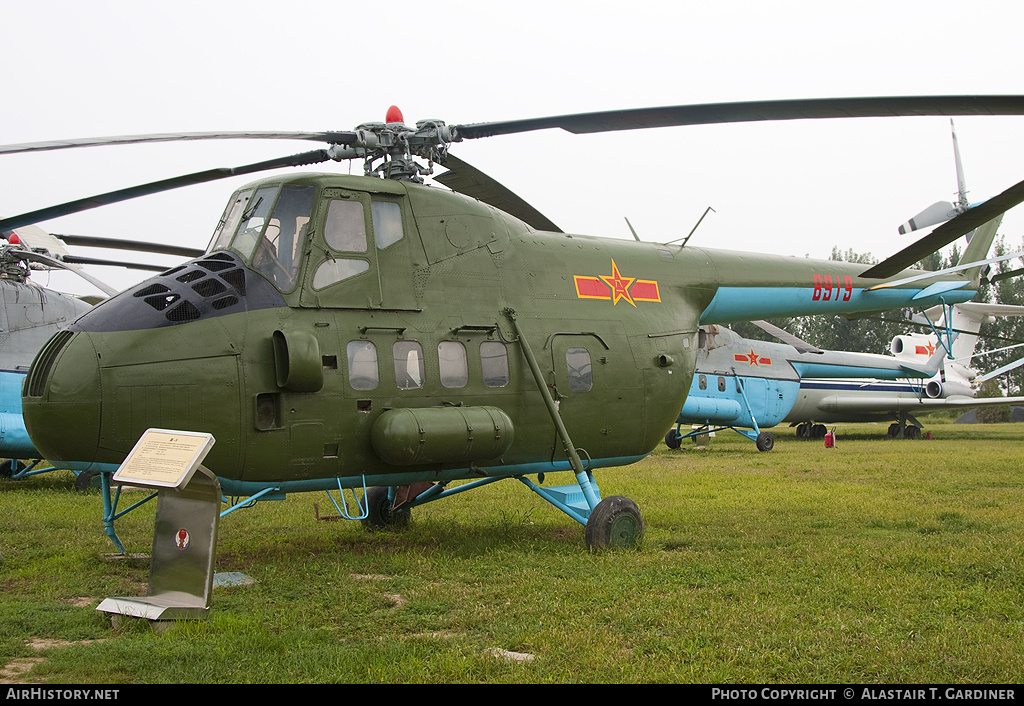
[2,419,1022,684]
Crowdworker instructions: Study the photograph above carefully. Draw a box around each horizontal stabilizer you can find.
[973,356,1024,383]
[750,320,822,353]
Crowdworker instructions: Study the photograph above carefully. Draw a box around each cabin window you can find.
[312,259,370,289]
[325,199,367,252]
[565,347,593,392]
[481,341,509,388]
[230,186,277,260]
[394,341,425,390]
[372,201,404,249]
[209,189,253,253]
[251,184,315,292]
[439,341,468,388]
[718,376,726,392]
[699,374,707,390]
[346,341,378,391]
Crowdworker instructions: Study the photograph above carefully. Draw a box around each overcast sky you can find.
[3,0,1024,295]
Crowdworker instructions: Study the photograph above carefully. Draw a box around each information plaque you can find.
[112,428,216,490]
[99,428,221,621]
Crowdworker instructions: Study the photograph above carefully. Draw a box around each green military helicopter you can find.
[4,96,1024,551]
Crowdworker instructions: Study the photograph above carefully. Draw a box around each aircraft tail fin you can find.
[871,120,1004,283]
[912,302,1024,384]
[956,214,1003,286]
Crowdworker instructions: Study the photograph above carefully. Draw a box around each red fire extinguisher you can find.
[824,428,836,448]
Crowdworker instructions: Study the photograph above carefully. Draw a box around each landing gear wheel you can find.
[812,424,827,439]
[585,496,644,550]
[906,425,922,440]
[664,429,682,450]
[0,459,21,478]
[361,486,410,530]
[755,431,774,452]
[74,470,99,492]
[795,423,810,439]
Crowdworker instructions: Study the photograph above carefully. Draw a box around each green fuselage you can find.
[21,172,978,490]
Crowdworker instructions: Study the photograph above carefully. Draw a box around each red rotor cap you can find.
[8,232,19,244]
[385,106,404,124]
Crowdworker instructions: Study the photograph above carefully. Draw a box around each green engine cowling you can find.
[370,406,514,466]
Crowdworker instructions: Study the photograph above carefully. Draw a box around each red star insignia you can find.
[600,259,636,307]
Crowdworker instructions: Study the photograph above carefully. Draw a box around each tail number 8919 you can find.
[812,274,853,302]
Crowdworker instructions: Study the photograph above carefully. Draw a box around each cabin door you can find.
[300,189,418,311]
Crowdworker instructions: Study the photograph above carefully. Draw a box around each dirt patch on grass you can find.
[0,638,105,684]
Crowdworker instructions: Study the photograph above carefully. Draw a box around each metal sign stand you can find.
[96,429,219,621]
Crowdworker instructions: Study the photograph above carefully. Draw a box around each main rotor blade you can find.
[14,249,119,296]
[0,131,358,156]
[861,177,1024,279]
[453,96,1024,139]
[52,234,204,259]
[58,255,171,272]
[435,153,563,233]
[0,149,333,231]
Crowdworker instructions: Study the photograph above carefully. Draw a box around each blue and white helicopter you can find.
[0,224,201,480]
[664,317,947,451]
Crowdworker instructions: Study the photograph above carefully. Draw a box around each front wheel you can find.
[0,459,21,478]
[755,431,774,452]
[664,429,682,450]
[361,486,411,530]
[585,496,644,550]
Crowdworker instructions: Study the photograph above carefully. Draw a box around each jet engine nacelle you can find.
[890,334,936,360]
[924,380,975,399]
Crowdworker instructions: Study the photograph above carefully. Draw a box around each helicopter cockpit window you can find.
[480,341,509,388]
[325,200,367,252]
[230,186,277,260]
[565,347,593,392]
[347,340,378,391]
[371,201,403,249]
[251,185,315,292]
[209,189,253,253]
[438,341,468,389]
[393,341,424,390]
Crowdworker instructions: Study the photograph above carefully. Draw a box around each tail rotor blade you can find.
[898,201,958,235]
[862,177,1024,279]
